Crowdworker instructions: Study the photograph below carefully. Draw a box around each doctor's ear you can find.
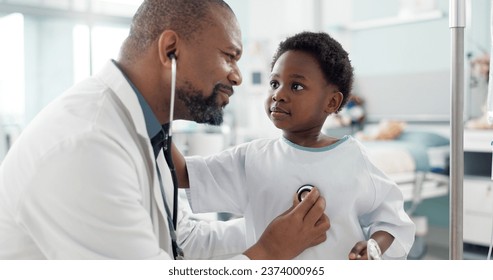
[157,30,179,65]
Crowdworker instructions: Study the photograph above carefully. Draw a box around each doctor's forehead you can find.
[209,5,243,53]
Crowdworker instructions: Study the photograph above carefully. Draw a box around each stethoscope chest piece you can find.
[297,184,314,202]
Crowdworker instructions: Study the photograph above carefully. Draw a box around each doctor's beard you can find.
[176,82,226,125]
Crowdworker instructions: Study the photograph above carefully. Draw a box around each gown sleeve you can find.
[359,148,416,260]
[176,193,248,259]
[185,143,250,216]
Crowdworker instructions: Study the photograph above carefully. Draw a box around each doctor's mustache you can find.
[175,82,234,125]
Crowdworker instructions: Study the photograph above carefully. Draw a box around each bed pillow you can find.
[397,131,450,147]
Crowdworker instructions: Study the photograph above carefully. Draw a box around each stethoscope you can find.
[160,53,183,259]
[168,53,178,230]
[297,184,314,202]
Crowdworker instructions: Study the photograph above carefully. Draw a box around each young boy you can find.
[174,31,415,259]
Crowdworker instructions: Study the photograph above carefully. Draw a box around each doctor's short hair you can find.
[120,0,233,62]
[271,31,354,112]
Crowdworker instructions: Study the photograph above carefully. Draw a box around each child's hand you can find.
[349,232,392,260]
[348,240,369,260]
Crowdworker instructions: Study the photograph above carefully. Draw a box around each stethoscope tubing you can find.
[169,56,178,229]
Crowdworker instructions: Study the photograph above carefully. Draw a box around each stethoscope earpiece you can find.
[297,184,314,202]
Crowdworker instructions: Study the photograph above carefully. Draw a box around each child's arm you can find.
[348,231,394,260]
[171,142,190,188]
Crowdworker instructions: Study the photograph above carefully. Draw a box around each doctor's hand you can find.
[243,187,330,260]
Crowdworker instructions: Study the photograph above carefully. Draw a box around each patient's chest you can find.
[243,139,372,258]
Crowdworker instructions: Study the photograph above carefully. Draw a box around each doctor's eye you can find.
[223,51,236,62]
[269,80,280,89]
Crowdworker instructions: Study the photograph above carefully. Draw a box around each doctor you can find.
[0,0,329,259]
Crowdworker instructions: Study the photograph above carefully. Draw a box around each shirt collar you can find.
[111,59,163,140]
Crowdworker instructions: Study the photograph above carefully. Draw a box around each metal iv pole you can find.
[449,0,466,260]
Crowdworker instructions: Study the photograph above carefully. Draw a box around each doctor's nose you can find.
[228,65,242,86]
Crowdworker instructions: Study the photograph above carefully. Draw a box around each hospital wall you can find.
[24,18,76,123]
[351,0,491,122]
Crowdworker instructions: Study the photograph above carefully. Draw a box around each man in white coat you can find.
[0,0,329,259]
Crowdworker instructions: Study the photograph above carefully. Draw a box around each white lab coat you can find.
[0,61,246,259]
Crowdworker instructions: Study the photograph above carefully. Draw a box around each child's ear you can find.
[325,91,344,114]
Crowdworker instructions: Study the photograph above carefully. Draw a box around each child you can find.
[174,31,415,259]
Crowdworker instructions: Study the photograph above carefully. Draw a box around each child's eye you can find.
[270,80,279,89]
[292,83,304,91]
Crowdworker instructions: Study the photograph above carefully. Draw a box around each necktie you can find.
[151,129,184,260]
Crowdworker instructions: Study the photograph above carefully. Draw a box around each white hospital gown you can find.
[186,135,416,259]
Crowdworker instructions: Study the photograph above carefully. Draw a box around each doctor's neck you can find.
[116,54,173,124]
